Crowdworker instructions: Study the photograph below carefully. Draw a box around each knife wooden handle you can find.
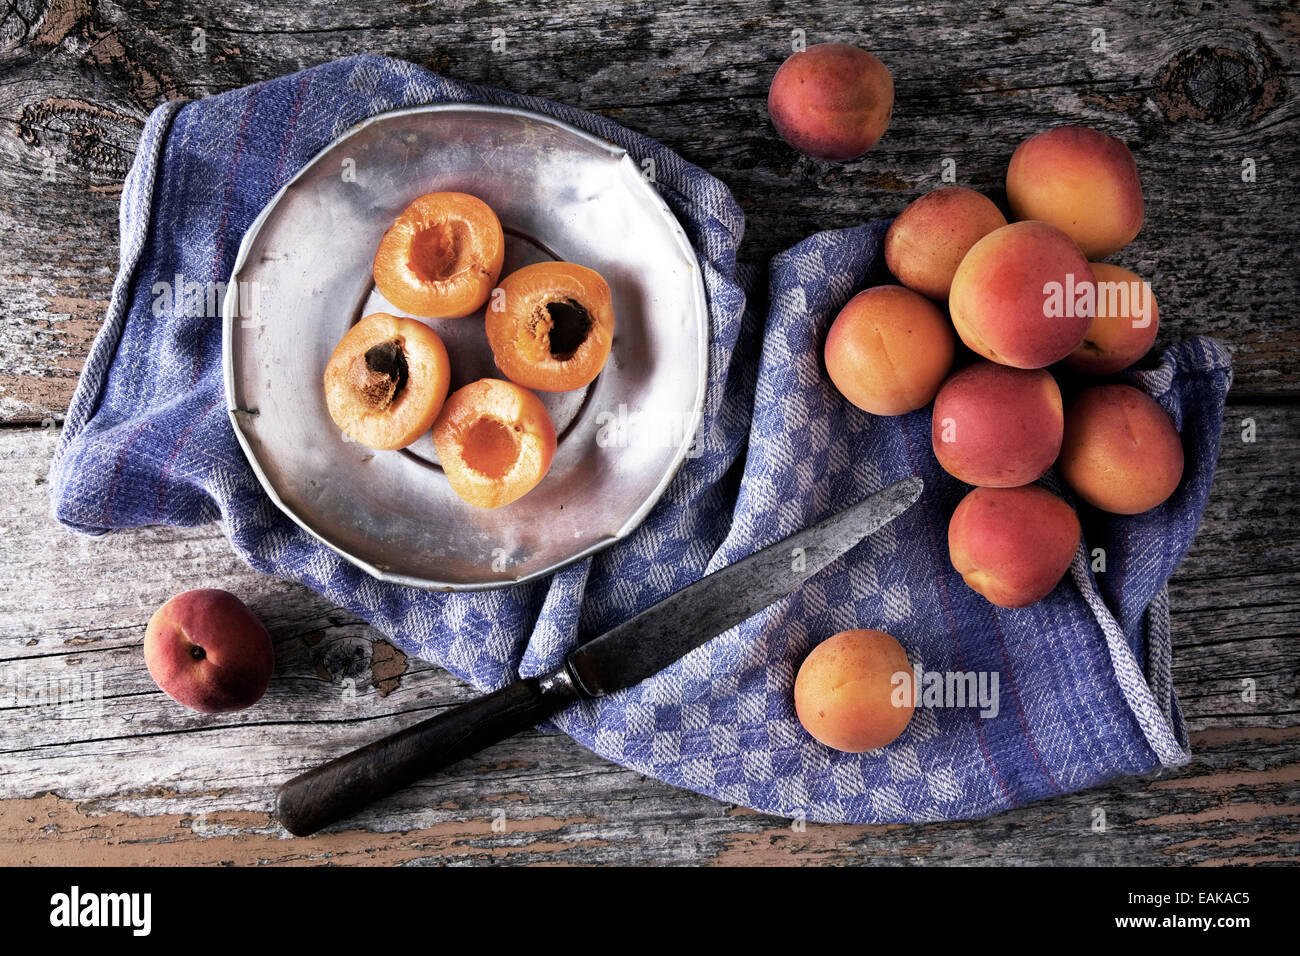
[276,667,580,836]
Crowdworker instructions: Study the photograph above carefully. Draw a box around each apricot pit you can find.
[324,312,451,451]
[486,261,615,392]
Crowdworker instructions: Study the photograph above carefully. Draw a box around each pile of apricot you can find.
[324,191,615,509]
[823,125,1183,610]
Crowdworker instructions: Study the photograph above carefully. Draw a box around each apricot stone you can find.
[1006,125,1144,259]
[948,486,1081,608]
[794,629,914,753]
[1058,385,1184,514]
[824,285,955,416]
[932,361,1064,487]
[949,221,1094,369]
[767,42,894,161]
[1062,263,1159,375]
[144,589,274,714]
[885,187,1007,301]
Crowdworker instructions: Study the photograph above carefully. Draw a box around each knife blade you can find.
[276,476,922,835]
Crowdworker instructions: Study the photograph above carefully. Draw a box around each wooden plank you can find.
[1,405,1296,863]
[0,0,1297,421]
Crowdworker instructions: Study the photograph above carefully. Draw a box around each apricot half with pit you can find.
[486,261,615,392]
[324,312,451,450]
[373,192,505,318]
[432,378,558,509]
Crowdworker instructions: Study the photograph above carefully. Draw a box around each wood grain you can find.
[1,405,1296,864]
[0,0,1297,420]
[1,0,1295,865]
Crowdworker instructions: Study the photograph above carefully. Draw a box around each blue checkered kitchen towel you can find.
[50,55,1232,823]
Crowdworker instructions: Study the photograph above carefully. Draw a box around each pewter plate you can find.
[223,104,709,591]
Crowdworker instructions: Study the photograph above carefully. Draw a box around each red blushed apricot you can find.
[794,629,914,753]
[144,589,273,713]
[486,261,615,392]
[373,192,505,318]
[324,313,451,450]
[1006,126,1144,259]
[1063,263,1159,375]
[432,378,557,509]
[1058,385,1184,514]
[932,362,1064,487]
[948,486,1081,608]
[767,42,894,161]
[949,221,1094,369]
[885,187,1007,301]
[824,285,955,415]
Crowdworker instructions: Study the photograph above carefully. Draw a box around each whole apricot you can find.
[824,285,955,416]
[144,589,274,714]
[794,629,914,752]
[931,361,1064,488]
[767,42,894,161]
[948,486,1081,608]
[949,221,1094,369]
[1006,126,1144,259]
[1062,263,1159,375]
[885,187,1007,301]
[1058,385,1184,514]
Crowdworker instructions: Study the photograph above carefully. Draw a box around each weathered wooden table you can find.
[1,0,1296,865]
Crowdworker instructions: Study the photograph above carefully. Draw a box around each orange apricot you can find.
[432,378,557,509]
[767,43,894,161]
[324,312,451,450]
[824,285,955,416]
[884,187,1007,302]
[1058,384,1184,514]
[373,192,505,318]
[1062,263,1159,375]
[794,629,914,752]
[486,261,615,392]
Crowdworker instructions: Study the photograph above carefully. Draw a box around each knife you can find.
[276,476,923,835]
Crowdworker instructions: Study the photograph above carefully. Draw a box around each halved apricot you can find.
[432,378,557,509]
[324,313,450,450]
[373,192,505,318]
[485,261,615,392]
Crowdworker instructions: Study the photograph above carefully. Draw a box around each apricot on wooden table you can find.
[1006,125,1144,260]
[373,191,505,318]
[144,589,273,713]
[794,629,914,752]
[486,261,615,392]
[824,284,954,416]
[767,42,894,161]
[432,378,557,509]
[324,312,451,451]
